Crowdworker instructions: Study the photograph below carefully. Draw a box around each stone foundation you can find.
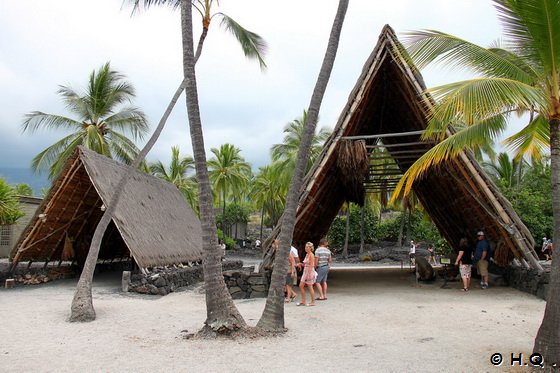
[127,260,243,296]
[223,269,267,299]
[504,264,550,300]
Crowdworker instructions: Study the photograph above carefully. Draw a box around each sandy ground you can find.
[0,265,546,373]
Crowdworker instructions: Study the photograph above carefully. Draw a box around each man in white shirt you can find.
[409,240,416,265]
[290,245,301,285]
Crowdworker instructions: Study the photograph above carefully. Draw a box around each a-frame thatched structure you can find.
[10,146,202,270]
[268,25,541,270]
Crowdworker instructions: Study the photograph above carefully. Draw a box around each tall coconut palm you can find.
[271,110,331,179]
[22,62,149,179]
[208,143,252,215]
[396,0,560,363]
[180,0,247,333]
[150,145,199,214]
[257,0,349,331]
[129,0,267,71]
[69,0,267,323]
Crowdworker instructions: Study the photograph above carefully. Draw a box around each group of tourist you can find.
[274,238,332,307]
[454,231,491,292]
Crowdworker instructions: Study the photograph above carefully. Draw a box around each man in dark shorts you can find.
[314,238,332,300]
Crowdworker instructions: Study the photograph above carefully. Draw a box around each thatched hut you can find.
[267,25,541,270]
[10,146,202,271]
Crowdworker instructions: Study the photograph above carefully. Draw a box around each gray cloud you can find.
[0,0,503,172]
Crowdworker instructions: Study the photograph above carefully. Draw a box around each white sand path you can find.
[0,267,546,372]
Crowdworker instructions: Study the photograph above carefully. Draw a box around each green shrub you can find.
[327,204,378,247]
[216,229,236,250]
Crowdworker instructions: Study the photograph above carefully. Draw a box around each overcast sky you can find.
[0,1,503,171]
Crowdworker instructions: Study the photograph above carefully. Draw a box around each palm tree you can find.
[22,62,149,179]
[129,0,267,71]
[250,161,289,240]
[397,0,560,363]
[257,0,349,331]
[208,143,252,216]
[271,110,331,179]
[69,0,267,323]
[0,178,23,225]
[150,146,198,214]
[483,152,527,190]
[180,0,248,333]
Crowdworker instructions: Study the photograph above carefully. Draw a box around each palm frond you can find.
[22,112,83,134]
[494,0,560,80]
[427,78,545,126]
[107,131,142,164]
[126,0,180,15]
[218,13,268,70]
[103,106,150,140]
[393,114,508,199]
[404,30,537,83]
[503,113,549,161]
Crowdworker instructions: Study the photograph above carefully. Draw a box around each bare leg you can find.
[308,284,316,305]
[461,276,468,290]
[299,281,306,304]
[285,284,293,301]
[322,282,328,299]
[314,283,324,299]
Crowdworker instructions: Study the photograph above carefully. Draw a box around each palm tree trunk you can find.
[257,0,348,331]
[69,6,211,322]
[180,0,245,333]
[533,118,560,364]
[342,204,350,258]
[360,204,365,255]
[69,76,186,322]
[259,206,264,242]
[405,207,412,244]
[397,210,405,248]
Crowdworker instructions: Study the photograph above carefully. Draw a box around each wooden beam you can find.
[341,129,425,140]
[366,140,434,149]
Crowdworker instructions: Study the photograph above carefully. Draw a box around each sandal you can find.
[296,302,305,306]
[461,288,468,292]
[307,303,316,306]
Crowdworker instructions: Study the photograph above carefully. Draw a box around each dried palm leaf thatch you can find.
[493,239,514,267]
[61,234,75,261]
[336,139,368,205]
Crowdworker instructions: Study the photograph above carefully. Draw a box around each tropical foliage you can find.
[0,178,24,225]
[249,161,289,234]
[327,204,378,248]
[495,157,553,242]
[482,152,527,190]
[150,146,198,214]
[23,62,149,179]
[216,203,250,238]
[208,143,252,212]
[271,110,331,178]
[13,183,33,197]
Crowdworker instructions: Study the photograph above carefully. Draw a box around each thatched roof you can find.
[268,25,541,270]
[11,146,202,268]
